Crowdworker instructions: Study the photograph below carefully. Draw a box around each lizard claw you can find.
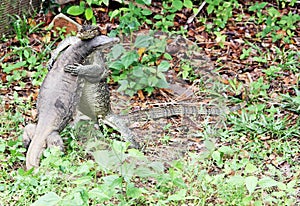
[64,63,82,76]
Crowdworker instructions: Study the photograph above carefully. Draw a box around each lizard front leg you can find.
[64,63,109,83]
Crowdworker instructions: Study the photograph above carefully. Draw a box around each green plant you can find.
[109,2,152,36]
[249,3,300,43]
[205,0,239,30]
[108,34,170,96]
[67,0,109,24]
[281,88,300,114]
[153,0,193,32]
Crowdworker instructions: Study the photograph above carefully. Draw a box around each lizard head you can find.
[77,24,100,40]
[91,35,120,49]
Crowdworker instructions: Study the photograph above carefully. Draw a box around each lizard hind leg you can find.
[23,124,36,149]
[46,131,64,152]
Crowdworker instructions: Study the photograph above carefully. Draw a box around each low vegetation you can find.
[0,0,299,205]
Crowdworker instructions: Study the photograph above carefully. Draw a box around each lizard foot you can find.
[47,133,65,152]
[23,124,36,149]
[64,63,82,76]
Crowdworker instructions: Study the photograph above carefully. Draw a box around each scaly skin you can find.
[24,35,119,169]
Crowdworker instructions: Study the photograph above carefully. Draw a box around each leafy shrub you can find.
[108,34,171,96]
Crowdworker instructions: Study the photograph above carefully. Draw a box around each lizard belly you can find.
[78,81,110,121]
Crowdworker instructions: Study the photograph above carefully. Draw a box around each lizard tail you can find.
[123,103,245,124]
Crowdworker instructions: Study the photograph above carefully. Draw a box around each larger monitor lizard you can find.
[23,27,120,169]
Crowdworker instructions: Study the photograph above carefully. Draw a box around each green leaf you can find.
[157,60,170,72]
[121,52,139,68]
[85,8,94,20]
[164,53,172,60]
[71,176,92,185]
[172,0,183,10]
[88,188,111,201]
[134,35,153,48]
[167,189,187,201]
[32,192,61,206]
[23,49,30,58]
[245,163,258,174]
[132,67,144,77]
[148,76,158,86]
[67,5,85,16]
[118,80,128,92]
[2,61,27,73]
[218,146,233,155]
[227,175,245,186]
[126,183,142,198]
[245,176,258,194]
[102,0,109,6]
[109,10,120,20]
[109,61,124,71]
[207,4,215,15]
[183,0,193,8]
[136,0,151,5]
[156,77,169,88]
[111,44,125,59]
[141,9,152,15]
[258,177,279,188]
[86,0,92,5]
[212,151,222,165]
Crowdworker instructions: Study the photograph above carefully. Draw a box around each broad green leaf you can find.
[172,0,183,10]
[128,148,146,159]
[92,150,120,171]
[157,60,170,72]
[132,67,144,77]
[258,177,278,188]
[183,0,193,8]
[204,140,215,151]
[136,0,151,5]
[102,0,109,6]
[133,166,154,177]
[148,161,164,173]
[32,192,61,206]
[71,176,92,185]
[207,4,214,15]
[23,49,30,58]
[109,61,124,71]
[218,146,233,155]
[164,53,172,60]
[88,188,111,201]
[67,5,85,16]
[141,9,152,15]
[121,51,138,68]
[156,76,169,88]
[148,76,159,86]
[111,44,125,59]
[110,10,120,20]
[212,151,222,165]
[245,176,258,194]
[126,183,142,198]
[167,189,187,201]
[85,8,94,20]
[87,0,92,5]
[134,35,153,48]
[245,163,257,174]
[227,175,245,186]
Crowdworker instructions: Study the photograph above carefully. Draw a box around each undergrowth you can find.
[0,0,299,205]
